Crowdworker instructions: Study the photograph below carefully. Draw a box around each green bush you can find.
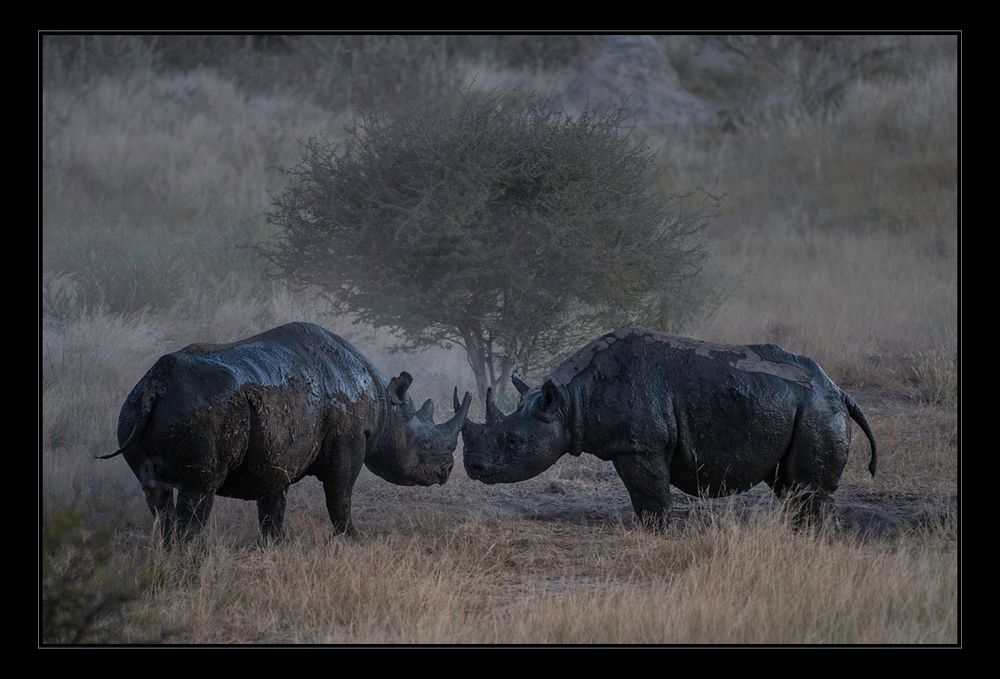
[41,507,142,644]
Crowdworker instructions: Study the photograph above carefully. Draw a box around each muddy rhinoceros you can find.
[461,328,876,528]
[101,322,472,541]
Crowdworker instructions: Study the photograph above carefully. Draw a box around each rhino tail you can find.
[842,390,877,477]
[96,382,160,460]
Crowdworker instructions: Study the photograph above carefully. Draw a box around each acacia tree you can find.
[264,88,714,402]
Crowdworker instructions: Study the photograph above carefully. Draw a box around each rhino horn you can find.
[416,398,435,422]
[511,371,531,395]
[441,390,472,434]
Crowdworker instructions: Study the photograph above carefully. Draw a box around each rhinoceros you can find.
[101,322,472,541]
[461,328,876,528]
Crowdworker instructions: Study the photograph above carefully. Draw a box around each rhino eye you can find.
[506,432,525,446]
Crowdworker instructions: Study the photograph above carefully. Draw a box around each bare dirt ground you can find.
[286,386,957,543]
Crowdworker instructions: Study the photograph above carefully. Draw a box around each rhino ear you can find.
[388,372,413,405]
[539,380,560,414]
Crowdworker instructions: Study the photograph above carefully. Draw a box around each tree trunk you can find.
[458,307,549,413]
[491,359,512,405]
[460,326,491,406]
[461,326,511,411]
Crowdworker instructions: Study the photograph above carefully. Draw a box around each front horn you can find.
[442,388,472,434]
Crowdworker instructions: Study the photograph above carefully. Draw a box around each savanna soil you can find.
[347,387,957,541]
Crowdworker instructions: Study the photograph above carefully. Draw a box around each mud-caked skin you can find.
[462,328,877,529]
[103,322,472,542]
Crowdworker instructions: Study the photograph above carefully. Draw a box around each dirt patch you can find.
[339,385,957,542]
[350,471,954,542]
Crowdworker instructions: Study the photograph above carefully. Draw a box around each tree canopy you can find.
[264,88,715,401]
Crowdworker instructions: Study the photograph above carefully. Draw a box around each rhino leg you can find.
[128,453,176,544]
[768,407,850,528]
[257,488,288,543]
[319,435,366,538]
[613,452,673,531]
[770,480,835,529]
[175,488,215,541]
[142,482,176,545]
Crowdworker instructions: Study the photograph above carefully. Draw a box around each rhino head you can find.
[461,372,571,483]
[367,372,473,486]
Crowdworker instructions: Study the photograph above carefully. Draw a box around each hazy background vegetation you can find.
[41,34,958,644]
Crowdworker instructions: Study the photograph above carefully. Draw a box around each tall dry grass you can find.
[691,224,957,387]
[498,516,957,643]
[43,69,345,227]
[103,508,955,644]
[671,57,958,391]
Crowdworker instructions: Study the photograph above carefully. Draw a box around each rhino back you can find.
[175,321,381,402]
[550,328,821,390]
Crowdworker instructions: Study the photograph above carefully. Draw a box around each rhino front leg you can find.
[319,437,366,538]
[321,476,361,538]
[257,488,288,543]
[613,452,673,531]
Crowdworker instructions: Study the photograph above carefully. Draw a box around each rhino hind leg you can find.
[612,452,673,531]
[175,488,215,541]
[257,488,288,544]
[770,481,836,529]
[129,453,176,544]
[142,482,176,545]
[769,406,850,529]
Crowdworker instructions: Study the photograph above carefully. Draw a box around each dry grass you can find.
[42,69,345,226]
[908,345,959,408]
[677,59,957,389]
[691,224,957,388]
[100,509,955,644]
[841,407,957,495]
[498,517,957,644]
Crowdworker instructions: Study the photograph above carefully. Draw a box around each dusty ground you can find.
[263,386,957,544]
